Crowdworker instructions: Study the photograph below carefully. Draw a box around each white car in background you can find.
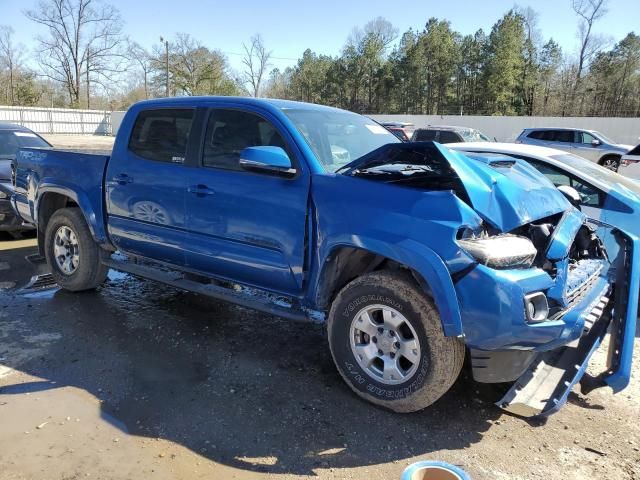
[620,145,640,180]
[446,142,640,243]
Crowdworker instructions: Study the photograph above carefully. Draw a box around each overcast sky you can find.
[1,0,637,74]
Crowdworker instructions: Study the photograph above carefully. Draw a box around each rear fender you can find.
[36,181,108,244]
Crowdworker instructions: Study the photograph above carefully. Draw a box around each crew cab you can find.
[11,97,639,416]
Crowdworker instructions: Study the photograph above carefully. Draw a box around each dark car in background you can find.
[379,121,415,141]
[411,125,493,143]
[0,123,52,235]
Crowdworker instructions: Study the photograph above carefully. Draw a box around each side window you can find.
[540,130,556,141]
[571,180,601,206]
[580,131,596,144]
[526,159,601,207]
[553,130,576,143]
[128,109,194,163]
[439,131,462,144]
[527,130,544,140]
[526,160,571,186]
[203,109,287,171]
[413,130,437,142]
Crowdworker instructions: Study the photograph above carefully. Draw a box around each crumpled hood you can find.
[439,145,570,231]
[343,142,571,233]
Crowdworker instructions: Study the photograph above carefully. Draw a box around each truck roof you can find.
[132,96,347,114]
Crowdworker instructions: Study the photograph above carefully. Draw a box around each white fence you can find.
[370,115,640,146]
[3,105,639,145]
[0,105,112,135]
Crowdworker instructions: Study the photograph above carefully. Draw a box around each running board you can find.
[102,258,321,324]
[497,307,611,418]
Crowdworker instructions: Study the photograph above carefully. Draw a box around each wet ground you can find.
[0,233,639,480]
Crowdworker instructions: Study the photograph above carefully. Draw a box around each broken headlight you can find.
[458,234,537,269]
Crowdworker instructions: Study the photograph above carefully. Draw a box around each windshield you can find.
[282,109,400,172]
[459,128,492,142]
[0,130,51,160]
[550,153,640,192]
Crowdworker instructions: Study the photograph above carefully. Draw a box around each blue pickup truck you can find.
[11,97,639,416]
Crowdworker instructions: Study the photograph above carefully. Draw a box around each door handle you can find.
[111,174,133,185]
[187,184,216,196]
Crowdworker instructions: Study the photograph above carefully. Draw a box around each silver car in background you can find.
[515,127,634,172]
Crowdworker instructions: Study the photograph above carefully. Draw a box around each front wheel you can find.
[600,155,620,172]
[327,270,464,413]
[44,207,108,291]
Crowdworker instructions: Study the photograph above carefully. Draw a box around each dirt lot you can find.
[0,135,639,479]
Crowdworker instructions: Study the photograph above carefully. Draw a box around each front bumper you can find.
[497,228,639,417]
[455,259,610,352]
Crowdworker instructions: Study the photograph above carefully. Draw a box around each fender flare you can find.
[35,181,108,244]
[314,237,464,337]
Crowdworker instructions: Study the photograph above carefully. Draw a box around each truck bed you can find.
[12,148,110,243]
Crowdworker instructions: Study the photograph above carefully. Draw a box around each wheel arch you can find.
[312,241,463,337]
[36,185,108,255]
[598,153,621,168]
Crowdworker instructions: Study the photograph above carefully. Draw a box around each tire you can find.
[599,155,620,172]
[327,270,464,413]
[44,207,108,291]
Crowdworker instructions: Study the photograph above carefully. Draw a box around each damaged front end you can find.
[495,222,639,417]
[343,142,638,417]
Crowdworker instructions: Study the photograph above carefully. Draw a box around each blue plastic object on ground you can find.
[401,461,471,480]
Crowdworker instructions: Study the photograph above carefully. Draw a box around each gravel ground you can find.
[0,235,638,480]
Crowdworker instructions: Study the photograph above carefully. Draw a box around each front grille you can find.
[550,260,604,320]
[565,261,603,308]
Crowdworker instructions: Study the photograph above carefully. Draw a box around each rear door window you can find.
[527,130,545,140]
[128,109,194,163]
[553,130,576,143]
[413,129,437,142]
[439,131,462,144]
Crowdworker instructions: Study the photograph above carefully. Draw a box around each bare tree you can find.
[571,0,608,110]
[241,34,271,97]
[127,41,152,99]
[0,26,26,105]
[25,0,124,107]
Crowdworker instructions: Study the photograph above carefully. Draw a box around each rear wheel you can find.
[44,208,108,291]
[327,270,464,413]
[599,155,620,172]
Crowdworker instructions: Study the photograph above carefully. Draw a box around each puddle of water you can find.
[21,288,60,299]
[107,270,130,282]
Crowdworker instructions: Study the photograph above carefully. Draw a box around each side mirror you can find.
[591,139,601,147]
[239,146,296,177]
[557,185,581,209]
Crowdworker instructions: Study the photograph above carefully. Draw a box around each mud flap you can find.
[496,296,611,418]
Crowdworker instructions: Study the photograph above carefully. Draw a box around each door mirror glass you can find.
[239,146,295,177]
